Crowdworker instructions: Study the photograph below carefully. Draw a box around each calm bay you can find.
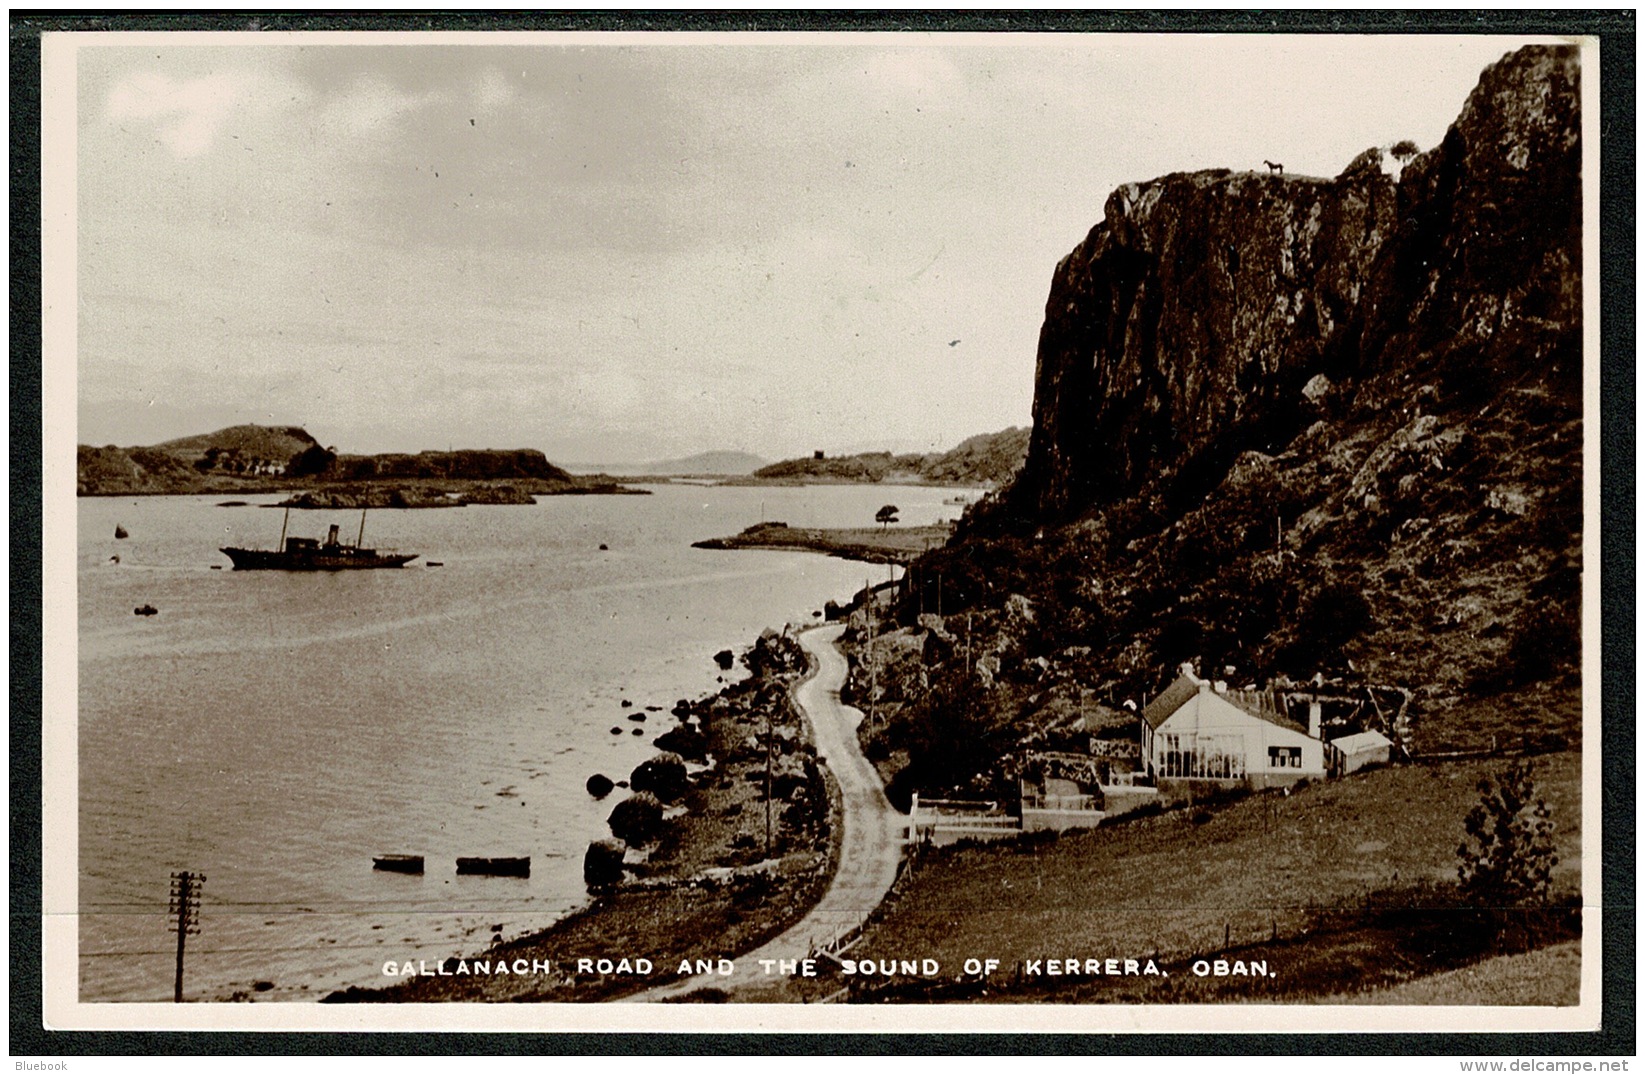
[76,483,967,1002]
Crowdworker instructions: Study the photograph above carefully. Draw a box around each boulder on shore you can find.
[585,773,615,798]
[583,839,626,889]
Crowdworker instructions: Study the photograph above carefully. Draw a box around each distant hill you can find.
[638,451,767,476]
[78,424,320,495]
[749,428,1028,486]
[150,424,320,462]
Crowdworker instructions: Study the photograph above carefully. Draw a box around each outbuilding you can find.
[1325,729,1394,776]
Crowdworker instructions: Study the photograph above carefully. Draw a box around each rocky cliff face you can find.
[910,45,1582,751]
[1012,44,1579,526]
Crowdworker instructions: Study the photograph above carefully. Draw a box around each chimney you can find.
[1308,701,1322,738]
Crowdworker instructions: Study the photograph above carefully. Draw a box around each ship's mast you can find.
[278,507,290,550]
[357,509,367,549]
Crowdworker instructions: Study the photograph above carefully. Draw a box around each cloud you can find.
[315,74,450,139]
[105,71,242,157]
[473,67,517,113]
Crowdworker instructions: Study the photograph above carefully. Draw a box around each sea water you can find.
[73,483,971,1002]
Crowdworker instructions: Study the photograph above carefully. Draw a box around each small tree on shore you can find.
[875,504,900,530]
[1457,758,1558,914]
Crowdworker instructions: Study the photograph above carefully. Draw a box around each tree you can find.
[1390,139,1420,160]
[1457,758,1558,910]
[875,504,900,530]
[287,444,337,478]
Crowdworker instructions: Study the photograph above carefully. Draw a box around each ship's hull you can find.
[220,547,418,571]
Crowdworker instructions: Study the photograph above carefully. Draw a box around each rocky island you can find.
[76,425,646,503]
[692,521,952,565]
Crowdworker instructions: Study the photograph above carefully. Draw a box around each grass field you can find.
[834,751,1580,1003]
[1317,939,1582,1006]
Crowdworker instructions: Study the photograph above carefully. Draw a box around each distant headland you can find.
[75,424,646,503]
[727,428,1029,488]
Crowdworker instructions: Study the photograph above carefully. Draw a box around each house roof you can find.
[1328,730,1394,754]
[1142,672,1203,729]
[1143,670,1312,735]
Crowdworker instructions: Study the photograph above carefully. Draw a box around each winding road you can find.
[633,622,905,1001]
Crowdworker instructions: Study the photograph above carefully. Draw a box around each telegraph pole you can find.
[764,709,772,856]
[168,870,204,1002]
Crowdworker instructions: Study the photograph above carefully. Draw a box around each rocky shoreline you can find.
[322,628,842,1003]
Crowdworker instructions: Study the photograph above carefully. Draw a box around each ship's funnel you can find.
[326,524,341,546]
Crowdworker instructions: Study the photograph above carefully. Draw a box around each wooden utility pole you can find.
[764,709,773,856]
[168,871,204,1002]
[867,606,878,728]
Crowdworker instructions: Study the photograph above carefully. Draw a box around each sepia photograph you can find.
[35,20,1606,1038]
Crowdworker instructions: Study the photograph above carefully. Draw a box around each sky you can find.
[68,32,1546,464]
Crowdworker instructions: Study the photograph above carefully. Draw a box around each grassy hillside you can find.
[835,751,1579,1003]
[1316,940,1580,1005]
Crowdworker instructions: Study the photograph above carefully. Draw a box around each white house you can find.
[1141,667,1326,788]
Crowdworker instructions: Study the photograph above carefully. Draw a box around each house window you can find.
[1158,732,1246,779]
[1268,746,1302,769]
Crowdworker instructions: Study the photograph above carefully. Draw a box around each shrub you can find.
[1457,758,1557,911]
[631,752,689,803]
[1281,579,1374,671]
[607,791,665,846]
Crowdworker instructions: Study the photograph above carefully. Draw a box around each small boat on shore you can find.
[220,508,417,571]
[456,856,530,878]
[372,854,425,874]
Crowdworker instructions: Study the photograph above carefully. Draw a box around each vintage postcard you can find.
[38,24,1605,1036]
